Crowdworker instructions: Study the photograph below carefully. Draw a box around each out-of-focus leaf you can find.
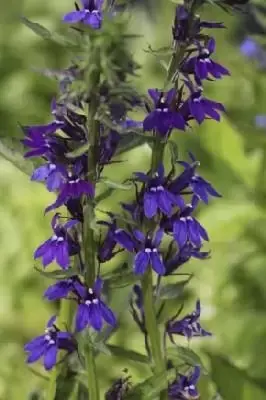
[209,354,266,400]
[168,346,207,372]
[35,266,79,280]
[106,344,149,364]
[158,278,192,300]
[21,17,52,39]
[0,138,34,176]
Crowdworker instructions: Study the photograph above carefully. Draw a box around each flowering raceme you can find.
[20,0,239,398]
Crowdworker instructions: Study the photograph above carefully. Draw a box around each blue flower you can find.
[182,38,230,81]
[181,83,225,124]
[44,276,85,300]
[31,163,67,192]
[63,0,103,29]
[34,214,79,269]
[24,316,76,370]
[75,278,116,332]
[143,89,186,136]
[168,155,221,204]
[97,217,119,263]
[255,115,266,128]
[166,300,211,341]
[168,366,201,400]
[45,173,94,213]
[164,244,209,276]
[114,228,165,275]
[173,5,224,42]
[170,204,209,248]
[135,164,183,219]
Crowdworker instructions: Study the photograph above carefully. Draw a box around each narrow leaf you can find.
[66,142,90,159]
[106,344,149,364]
[0,138,34,175]
[21,17,52,39]
[101,179,133,191]
[158,278,192,300]
[34,266,79,280]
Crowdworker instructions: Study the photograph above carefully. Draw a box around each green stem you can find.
[83,48,101,400]
[141,269,165,374]
[46,299,74,400]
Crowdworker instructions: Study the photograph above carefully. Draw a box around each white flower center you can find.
[145,248,152,253]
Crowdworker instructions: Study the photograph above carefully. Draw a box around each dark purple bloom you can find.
[99,130,120,167]
[168,156,221,204]
[114,228,165,275]
[164,243,209,276]
[45,174,94,213]
[182,38,230,81]
[135,164,183,219]
[143,89,186,136]
[44,276,85,300]
[63,0,103,29]
[181,83,225,124]
[168,366,201,400]
[167,300,211,341]
[173,5,224,42]
[171,204,209,248]
[31,163,67,192]
[97,218,118,263]
[24,316,76,370]
[75,278,116,332]
[34,214,79,269]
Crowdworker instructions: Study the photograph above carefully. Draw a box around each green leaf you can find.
[95,187,115,203]
[168,346,207,372]
[106,344,149,364]
[104,267,139,289]
[65,142,90,159]
[0,138,34,176]
[209,354,266,400]
[34,266,79,280]
[158,278,192,300]
[101,179,133,191]
[21,17,52,40]
[125,369,176,399]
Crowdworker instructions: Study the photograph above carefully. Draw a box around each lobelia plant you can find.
[20,0,246,399]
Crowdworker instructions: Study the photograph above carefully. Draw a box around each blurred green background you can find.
[1,0,266,399]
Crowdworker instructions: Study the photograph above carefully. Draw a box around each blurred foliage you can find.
[1,0,266,399]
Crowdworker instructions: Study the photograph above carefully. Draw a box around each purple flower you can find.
[97,218,118,263]
[114,228,165,275]
[164,244,209,276]
[182,38,230,81]
[63,0,103,29]
[173,5,224,42]
[171,204,209,248]
[240,37,260,58]
[31,163,67,192]
[45,174,94,213]
[181,84,225,124]
[168,155,221,204]
[24,316,76,370]
[75,278,116,332]
[34,214,79,269]
[255,115,266,128]
[168,366,201,400]
[99,130,120,167]
[143,89,186,136]
[166,300,211,341]
[135,164,183,219]
[44,276,85,300]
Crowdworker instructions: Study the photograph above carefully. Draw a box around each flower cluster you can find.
[21,0,234,397]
